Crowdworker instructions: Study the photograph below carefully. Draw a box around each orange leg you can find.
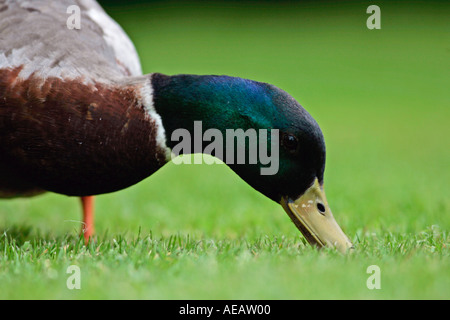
[80,196,95,242]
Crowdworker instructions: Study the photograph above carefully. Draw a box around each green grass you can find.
[0,225,448,299]
[0,1,449,299]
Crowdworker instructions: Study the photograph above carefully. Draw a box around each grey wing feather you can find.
[0,0,142,81]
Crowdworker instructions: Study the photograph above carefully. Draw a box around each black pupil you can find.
[317,203,326,214]
[284,134,297,150]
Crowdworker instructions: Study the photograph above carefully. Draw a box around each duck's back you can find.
[0,0,169,198]
[0,0,142,81]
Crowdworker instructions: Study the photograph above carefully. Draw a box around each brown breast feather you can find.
[0,67,167,197]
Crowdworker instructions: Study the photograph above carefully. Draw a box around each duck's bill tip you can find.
[280,180,354,254]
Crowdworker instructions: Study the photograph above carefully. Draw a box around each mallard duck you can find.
[0,0,353,252]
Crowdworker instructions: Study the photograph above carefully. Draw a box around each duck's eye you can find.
[317,202,326,214]
[282,133,298,152]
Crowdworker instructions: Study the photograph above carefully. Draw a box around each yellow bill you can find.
[280,179,354,254]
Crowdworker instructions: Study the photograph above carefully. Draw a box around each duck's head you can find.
[152,73,353,253]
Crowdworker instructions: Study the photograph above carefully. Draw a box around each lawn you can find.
[0,1,448,299]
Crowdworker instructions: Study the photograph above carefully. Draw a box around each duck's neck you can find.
[149,73,282,199]
[150,72,277,149]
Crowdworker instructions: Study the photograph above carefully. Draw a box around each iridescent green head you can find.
[152,73,353,253]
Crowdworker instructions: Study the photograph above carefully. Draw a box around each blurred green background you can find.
[0,0,449,299]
